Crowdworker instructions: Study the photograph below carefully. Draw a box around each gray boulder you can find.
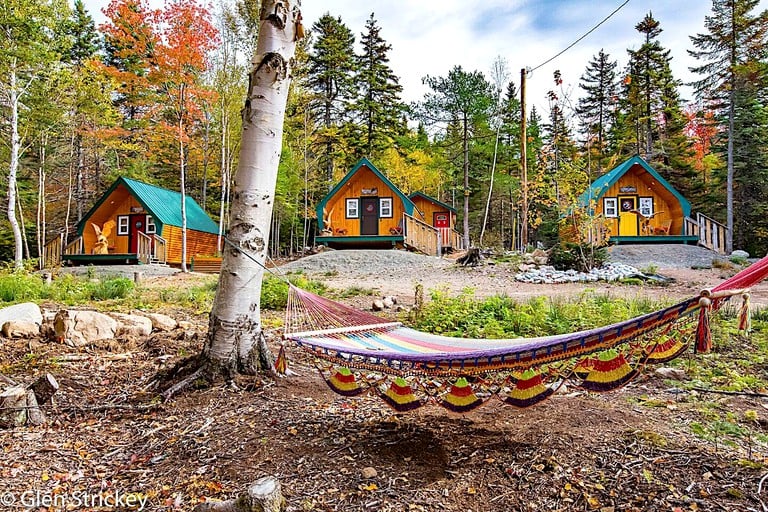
[53,310,117,347]
[144,313,178,332]
[0,302,42,328]
[109,313,153,337]
[2,321,40,338]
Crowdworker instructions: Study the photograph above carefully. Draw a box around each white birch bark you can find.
[204,0,302,374]
[8,64,24,269]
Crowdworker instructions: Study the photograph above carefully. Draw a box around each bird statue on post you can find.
[91,220,115,254]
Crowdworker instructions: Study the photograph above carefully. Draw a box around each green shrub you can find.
[261,275,327,310]
[89,277,135,300]
[410,289,663,339]
[549,242,608,272]
[0,272,48,303]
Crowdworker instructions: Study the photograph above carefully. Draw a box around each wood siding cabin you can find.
[58,177,219,266]
[315,158,461,254]
[409,192,460,250]
[566,155,699,246]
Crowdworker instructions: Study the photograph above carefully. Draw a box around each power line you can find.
[529,0,631,74]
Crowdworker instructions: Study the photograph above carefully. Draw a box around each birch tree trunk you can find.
[203,0,302,376]
[180,84,189,273]
[8,64,24,269]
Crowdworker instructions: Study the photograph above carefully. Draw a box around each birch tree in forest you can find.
[178,0,303,384]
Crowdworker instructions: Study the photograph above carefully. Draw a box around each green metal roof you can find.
[77,177,219,235]
[577,155,691,217]
[315,158,416,220]
[408,191,457,213]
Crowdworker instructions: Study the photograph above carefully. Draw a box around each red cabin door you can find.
[434,212,451,247]
[433,212,450,228]
[360,197,379,235]
[128,214,147,253]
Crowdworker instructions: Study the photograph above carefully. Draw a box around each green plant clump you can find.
[549,242,608,272]
[410,288,661,339]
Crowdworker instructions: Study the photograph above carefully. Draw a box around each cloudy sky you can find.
[83,0,768,112]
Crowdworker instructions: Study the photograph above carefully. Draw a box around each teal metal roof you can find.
[578,155,691,217]
[409,191,457,213]
[78,177,219,235]
[315,158,416,220]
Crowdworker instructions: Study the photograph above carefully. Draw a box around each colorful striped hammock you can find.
[280,254,768,412]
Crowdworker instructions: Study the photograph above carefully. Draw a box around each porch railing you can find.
[403,213,440,256]
[64,236,83,256]
[137,231,152,264]
[41,234,64,269]
[687,213,728,254]
[153,234,167,264]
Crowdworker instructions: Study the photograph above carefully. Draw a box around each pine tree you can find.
[306,14,357,186]
[414,66,495,248]
[689,0,768,252]
[576,49,618,173]
[353,13,404,158]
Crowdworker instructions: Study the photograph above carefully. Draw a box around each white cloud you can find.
[82,0,768,114]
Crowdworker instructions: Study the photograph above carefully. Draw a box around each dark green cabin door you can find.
[360,197,379,235]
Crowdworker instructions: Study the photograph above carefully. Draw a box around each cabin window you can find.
[117,215,129,235]
[146,215,156,234]
[379,197,393,218]
[346,198,359,219]
[639,197,653,217]
[603,198,618,218]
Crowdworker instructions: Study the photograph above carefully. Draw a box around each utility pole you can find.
[520,68,528,249]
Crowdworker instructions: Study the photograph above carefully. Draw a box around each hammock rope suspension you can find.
[277,254,768,411]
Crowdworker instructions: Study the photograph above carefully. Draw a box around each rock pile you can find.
[515,263,645,284]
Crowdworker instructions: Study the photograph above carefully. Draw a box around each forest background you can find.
[3,0,768,268]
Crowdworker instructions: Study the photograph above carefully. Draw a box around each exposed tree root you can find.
[156,337,278,401]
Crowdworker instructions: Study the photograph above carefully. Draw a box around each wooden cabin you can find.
[566,155,700,246]
[409,192,460,250]
[45,177,220,267]
[315,158,462,255]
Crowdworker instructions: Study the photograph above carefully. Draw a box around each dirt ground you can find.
[3,253,768,511]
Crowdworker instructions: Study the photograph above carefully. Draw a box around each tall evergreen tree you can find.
[576,49,618,173]
[689,0,768,252]
[414,66,494,248]
[731,67,768,254]
[306,14,357,186]
[353,13,404,158]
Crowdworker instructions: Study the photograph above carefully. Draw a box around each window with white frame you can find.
[603,197,618,218]
[117,215,129,235]
[639,197,653,217]
[379,197,393,218]
[146,215,156,234]
[346,198,359,218]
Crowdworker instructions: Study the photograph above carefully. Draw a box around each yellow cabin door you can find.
[618,196,638,236]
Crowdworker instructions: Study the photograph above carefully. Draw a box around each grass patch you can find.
[409,288,664,339]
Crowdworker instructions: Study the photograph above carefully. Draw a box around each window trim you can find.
[603,197,618,218]
[146,215,156,234]
[117,215,129,235]
[379,197,393,218]
[639,197,654,217]
[345,198,359,219]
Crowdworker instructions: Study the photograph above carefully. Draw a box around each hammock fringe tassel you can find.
[277,254,768,412]
[695,296,712,354]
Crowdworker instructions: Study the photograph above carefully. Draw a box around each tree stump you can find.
[457,247,481,267]
[0,385,28,428]
[30,373,59,405]
[0,373,58,428]
[192,476,286,512]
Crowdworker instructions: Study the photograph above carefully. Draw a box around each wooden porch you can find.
[314,214,464,256]
[41,231,168,269]
[610,213,728,254]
